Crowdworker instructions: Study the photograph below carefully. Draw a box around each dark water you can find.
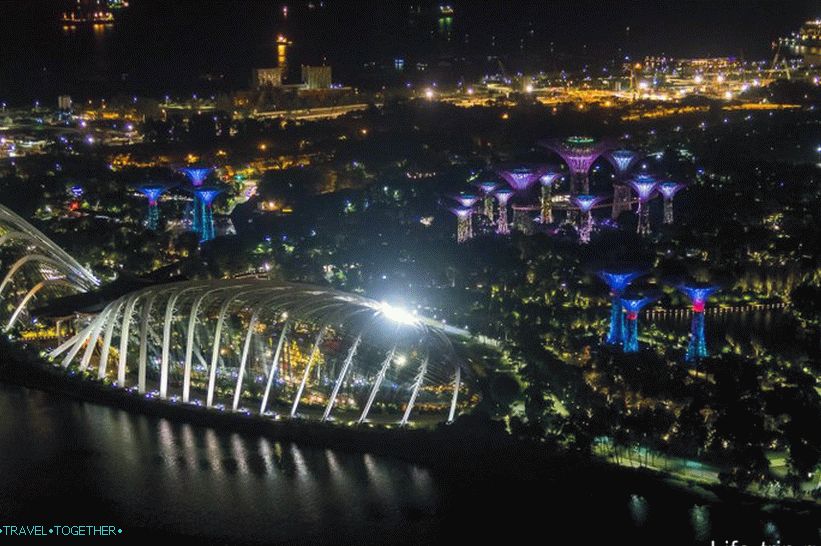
[0,382,819,545]
[0,1,815,104]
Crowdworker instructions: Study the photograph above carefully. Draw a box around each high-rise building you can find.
[58,95,73,111]
[301,65,332,89]
[253,68,284,88]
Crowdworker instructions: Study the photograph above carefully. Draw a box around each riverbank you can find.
[0,340,818,529]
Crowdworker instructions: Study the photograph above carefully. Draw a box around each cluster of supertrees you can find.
[449,137,686,244]
[596,269,719,363]
[136,167,223,242]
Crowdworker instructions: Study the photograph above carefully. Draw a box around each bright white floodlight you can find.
[378,301,418,325]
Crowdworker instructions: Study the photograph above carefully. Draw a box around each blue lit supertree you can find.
[538,172,561,224]
[193,187,222,242]
[628,174,657,235]
[572,194,603,243]
[451,207,473,243]
[678,283,719,363]
[138,185,167,230]
[658,181,685,224]
[181,167,214,233]
[597,270,645,346]
[474,181,498,220]
[621,295,657,353]
[605,149,641,219]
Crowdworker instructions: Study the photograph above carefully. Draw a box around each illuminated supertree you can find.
[677,283,719,363]
[658,181,685,224]
[453,193,480,208]
[494,189,513,235]
[138,185,167,230]
[572,194,603,243]
[620,294,657,353]
[181,167,214,233]
[540,137,609,196]
[497,166,550,193]
[474,181,498,220]
[180,167,213,187]
[539,172,561,224]
[193,187,222,242]
[605,149,641,219]
[628,174,657,235]
[596,270,645,346]
[451,207,473,243]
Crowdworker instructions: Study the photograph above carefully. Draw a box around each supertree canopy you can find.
[453,193,480,208]
[605,149,641,177]
[658,181,685,224]
[572,194,603,243]
[628,174,658,235]
[138,185,167,231]
[494,189,513,235]
[180,167,213,187]
[539,136,609,195]
[193,187,222,242]
[596,270,646,345]
[451,207,474,243]
[620,294,657,353]
[539,172,562,224]
[497,166,549,192]
[678,283,719,363]
[474,181,498,220]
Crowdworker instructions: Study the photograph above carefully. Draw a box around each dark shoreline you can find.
[1,342,819,531]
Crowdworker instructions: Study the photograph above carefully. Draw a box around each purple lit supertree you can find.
[192,187,222,242]
[596,270,645,345]
[474,181,498,220]
[453,193,480,208]
[451,207,474,243]
[677,283,719,363]
[138,185,167,230]
[538,172,561,224]
[605,149,641,219]
[494,189,513,235]
[540,137,609,196]
[658,181,685,224]
[628,174,658,235]
[497,166,550,193]
[572,194,603,243]
[620,294,658,352]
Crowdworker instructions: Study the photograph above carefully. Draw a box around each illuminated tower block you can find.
[605,150,641,219]
[193,187,222,242]
[597,270,645,346]
[474,181,498,220]
[628,174,657,235]
[572,194,603,243]
[678,283,719,363]
[497,166,549,193]
[494,189,513,235]
[658,181,685,224]
[138,185,167,230]
[539,172,561,224]
[451,207,473,243]
[621,295,657,353]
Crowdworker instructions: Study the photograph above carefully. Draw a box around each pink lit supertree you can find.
[497,166,550,193]
[540,137,609,196]
[628,174,657,235]
[538,172,562,224]
[658,181,685,224]
[494,189,513,235]
[572,194,603,243]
